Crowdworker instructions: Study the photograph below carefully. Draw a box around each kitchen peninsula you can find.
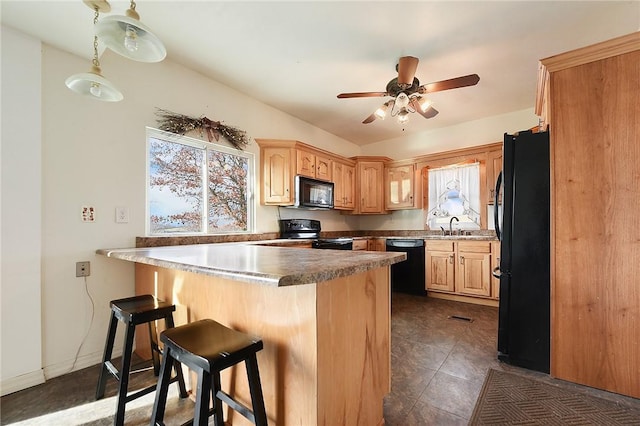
[98,243,405,426]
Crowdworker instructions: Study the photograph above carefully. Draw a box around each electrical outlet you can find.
[81,206,95,222]
[76,261,90,277]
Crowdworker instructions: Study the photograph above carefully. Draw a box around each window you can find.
[426,162,481,230]
[146,128,254,235]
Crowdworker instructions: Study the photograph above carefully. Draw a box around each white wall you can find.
[1,26,46,395]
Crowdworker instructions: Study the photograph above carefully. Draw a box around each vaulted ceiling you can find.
[2,1,638,145]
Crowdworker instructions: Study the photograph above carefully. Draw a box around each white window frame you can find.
[145,127,255,236]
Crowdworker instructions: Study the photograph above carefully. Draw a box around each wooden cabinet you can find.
[425,241,455,292]
[486,149,502,204]
[260,146,294,205]
[426,240,495,298]
[385,163,422,210]
[368,238,386,251]
[491,241,500,300]
[353,159,388,214]
[352,239,368,251]
[332,159,356,210]
[537,32,640,398]
[296,149,332,181]
[256,139,336,206]
[456,242,491,297]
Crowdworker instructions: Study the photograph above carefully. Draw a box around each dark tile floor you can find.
[2,293,639,425]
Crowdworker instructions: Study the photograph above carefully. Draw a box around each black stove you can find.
[278,219,353,250]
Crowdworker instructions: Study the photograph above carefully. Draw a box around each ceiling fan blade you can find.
[337,92,388,99]
[362,113,377,124]
[410,98,439,119]
[418,74,480,94]
[397,56,419,86]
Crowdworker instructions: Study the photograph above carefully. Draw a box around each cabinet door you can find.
[332,161,355,210]
[487,150,503,204]
[456,252,491,297]
[358,161,385,213]
[352,240,368,251]
[426,251,455,292]
[491,241,500,299]
[262,147,293,205]
[296,150,316,178]
[315,155,332,181]
[342,164,356,209]
[368,238,386,251]
[385,164,415,209]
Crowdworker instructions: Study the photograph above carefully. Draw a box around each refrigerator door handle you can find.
[494,171,502,240]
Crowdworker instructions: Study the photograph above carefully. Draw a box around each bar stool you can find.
[96,295,188,426]
[151,319,268,426]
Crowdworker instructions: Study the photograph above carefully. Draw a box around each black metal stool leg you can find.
[114,321,136,426]
[246,355,268,426]
[96,312,118,400]
[150,346,175,426]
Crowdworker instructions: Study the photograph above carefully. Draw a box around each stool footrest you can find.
[104,360,120,381]
[217,389,256,424]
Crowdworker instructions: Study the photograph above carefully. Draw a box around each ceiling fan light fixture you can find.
[95,1,166,62]
[418,96,433,112]
[397,108,410,124]
[395,92,410,109]
[374,103,389,120]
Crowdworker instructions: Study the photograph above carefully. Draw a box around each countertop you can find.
[97,243,405,287]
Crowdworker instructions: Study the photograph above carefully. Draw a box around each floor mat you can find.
[469,369,640,425]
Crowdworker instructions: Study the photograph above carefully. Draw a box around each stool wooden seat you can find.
[151,318,268,426]
[96,295,187,426]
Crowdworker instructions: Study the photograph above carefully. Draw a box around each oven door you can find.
[312,238,353,250]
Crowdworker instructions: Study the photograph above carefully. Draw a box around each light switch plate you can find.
[115,207,129,223]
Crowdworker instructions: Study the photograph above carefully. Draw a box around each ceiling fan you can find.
[337,56,480,124]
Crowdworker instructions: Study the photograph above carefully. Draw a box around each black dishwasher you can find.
[386,239,426,295]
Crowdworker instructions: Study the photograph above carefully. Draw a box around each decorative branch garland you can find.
[154,108,249,150]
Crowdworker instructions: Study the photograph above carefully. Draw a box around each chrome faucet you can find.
[449,216,460,235]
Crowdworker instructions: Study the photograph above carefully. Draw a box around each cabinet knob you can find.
[449,254,454,264]
[460,256,465,265]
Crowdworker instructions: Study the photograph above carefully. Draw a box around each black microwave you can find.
[294,176,334,209]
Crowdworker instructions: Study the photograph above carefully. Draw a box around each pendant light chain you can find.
[92,7,101,69]
[130,0,136,12]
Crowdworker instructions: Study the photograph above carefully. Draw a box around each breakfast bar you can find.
[98,243,405,426]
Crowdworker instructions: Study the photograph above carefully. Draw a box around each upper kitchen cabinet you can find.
[259,144,295,205]
[536,32,640,399]
[256,139,337,206]
[486,149,502,204]
[296,149,332,181]
[333,158,356,210]
[385,162,422,210]
[349,157,391,214]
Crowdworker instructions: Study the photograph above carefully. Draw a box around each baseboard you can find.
[42,349,111,380]
[1,369,45,397]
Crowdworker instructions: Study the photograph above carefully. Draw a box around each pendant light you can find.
[65,0,123,102]
[95,0,166,63]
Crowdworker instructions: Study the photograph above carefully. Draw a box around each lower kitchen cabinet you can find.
[368,238,386,251]
[491,241,500,300]
[426,240,496,299]
[352,239,368,251]
[425,241,455,292]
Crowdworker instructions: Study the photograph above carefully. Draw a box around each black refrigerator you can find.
[494,130,550,373]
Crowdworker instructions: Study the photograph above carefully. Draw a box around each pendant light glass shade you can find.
[65,65,123,102]
[95,4,166,63]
